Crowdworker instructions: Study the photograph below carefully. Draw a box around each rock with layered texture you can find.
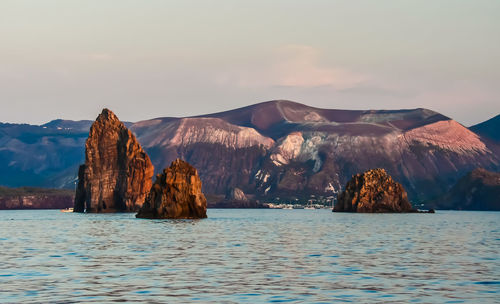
[334,168,414,213]
[136,159,207,219]
[225,187,248,201]
[74,109,154,213]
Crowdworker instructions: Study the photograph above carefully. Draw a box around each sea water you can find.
[0,209,498,303]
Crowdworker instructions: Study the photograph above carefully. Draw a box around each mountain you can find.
[1,100,499,203]
[132,100,499,202]
[470,114,500,142]
[0,119,134,189]
[0,120,92,188]
[424,168,500,210]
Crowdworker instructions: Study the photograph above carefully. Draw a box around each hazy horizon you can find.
[1,0,499,126]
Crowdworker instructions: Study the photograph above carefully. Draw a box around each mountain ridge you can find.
[0,100,498,204]
[470,114,500,142]
[424,168,500,210]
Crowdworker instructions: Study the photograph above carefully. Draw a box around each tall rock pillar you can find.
[74,109,154,212]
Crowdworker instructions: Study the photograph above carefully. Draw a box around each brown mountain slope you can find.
[130,100,499,203]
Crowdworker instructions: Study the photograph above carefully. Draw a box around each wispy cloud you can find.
[89,53,113,61]
[215,44,366,89]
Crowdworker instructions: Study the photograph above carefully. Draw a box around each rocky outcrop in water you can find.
[334,168,414,213]
[136,159,207,219]
[74,109,154,213]
[425,168,500,211]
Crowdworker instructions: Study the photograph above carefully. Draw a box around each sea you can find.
[0,209,499,303]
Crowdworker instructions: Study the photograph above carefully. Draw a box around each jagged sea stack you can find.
[74,109,154,213]
[334,168,413,213]
[136,159,207,219]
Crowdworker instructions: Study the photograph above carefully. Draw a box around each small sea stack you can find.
[74,109,154,213]
[136,159,207,219]
[334,168,413,213]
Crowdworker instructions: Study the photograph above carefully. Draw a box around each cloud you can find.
[215,44,366,89]
[89,53,113,61]
[403,84,500,124]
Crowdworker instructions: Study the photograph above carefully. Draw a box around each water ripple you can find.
[0,209,498,303]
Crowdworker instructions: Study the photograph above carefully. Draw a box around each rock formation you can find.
[136,159,207,219]
[425,168,500,211]
[74,109,154,213]
[334,168,414,213]
[225,187,248,201]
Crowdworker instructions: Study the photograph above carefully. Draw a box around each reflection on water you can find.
[0,210,499,303]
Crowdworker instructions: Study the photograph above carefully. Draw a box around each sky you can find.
[0,0,499,126]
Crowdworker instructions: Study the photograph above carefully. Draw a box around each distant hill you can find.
[41,119,94,132]
[0,186,74,209]
[470,114,500,142]
[424,168,500,211]
[1,100,499,204]
[0,120,92,188]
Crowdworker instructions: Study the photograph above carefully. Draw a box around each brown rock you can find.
[334,168,413,213]
[225,187,248,201]
[74,109,154,213]
[136,159,207,219]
